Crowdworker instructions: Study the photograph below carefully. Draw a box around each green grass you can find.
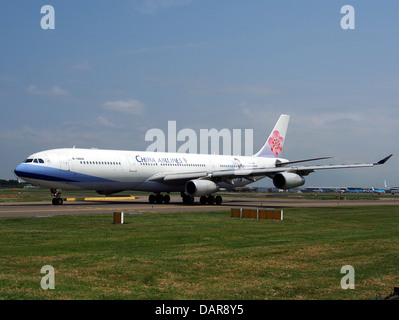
[0,206,398,300]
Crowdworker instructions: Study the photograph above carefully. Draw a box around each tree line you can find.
[0,180,27,188]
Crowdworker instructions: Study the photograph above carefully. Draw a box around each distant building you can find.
[390,187,399,194]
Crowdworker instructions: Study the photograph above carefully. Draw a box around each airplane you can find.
[13,114,392,205]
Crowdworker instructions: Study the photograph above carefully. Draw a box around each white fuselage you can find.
[14,148,283,194]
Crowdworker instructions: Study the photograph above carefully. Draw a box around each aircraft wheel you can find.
[149,194,156,204]
[182,195,193,204]
[215,195,222,205]
[163,194,170,204]
[207,195,215,205]
[200,196,207,205]
[155,194,164,204]
[52,198,63,205]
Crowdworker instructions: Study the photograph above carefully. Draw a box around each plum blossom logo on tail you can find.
[268,130,283,155]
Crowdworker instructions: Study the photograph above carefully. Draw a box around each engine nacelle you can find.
[185,179,220,197]
[273,172,305,190]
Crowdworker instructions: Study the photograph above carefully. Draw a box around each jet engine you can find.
[185,179,220,197]
[273,172,305,190]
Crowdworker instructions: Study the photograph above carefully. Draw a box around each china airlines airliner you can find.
[14,115,392,205]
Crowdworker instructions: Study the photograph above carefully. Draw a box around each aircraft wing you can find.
[288,154,393,176]
[148,154,392,184]
[217,154,393,178]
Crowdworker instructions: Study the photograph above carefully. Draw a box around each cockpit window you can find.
[25,158,44,164]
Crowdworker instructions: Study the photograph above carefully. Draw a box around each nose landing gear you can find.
[51,189,63,205]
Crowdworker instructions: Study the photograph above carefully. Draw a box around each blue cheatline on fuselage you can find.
[14,163,117,184]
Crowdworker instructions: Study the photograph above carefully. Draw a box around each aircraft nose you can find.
[14,163,26,178]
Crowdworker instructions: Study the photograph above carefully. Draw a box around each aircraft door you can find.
[209,158,216,173]
[127,156,137,172]
[58,153,70,171]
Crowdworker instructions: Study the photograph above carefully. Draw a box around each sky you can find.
[0,0,398,188]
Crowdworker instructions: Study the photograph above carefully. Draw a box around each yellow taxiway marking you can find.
[65,196,136,201]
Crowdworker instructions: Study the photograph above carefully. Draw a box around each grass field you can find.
[0,204,398,300]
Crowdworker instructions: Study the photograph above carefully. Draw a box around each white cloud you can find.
[27,85,69,96]
[302,113,364,127]
[96,116,117,127]
[62,116,119,129]
[101,99,146,115]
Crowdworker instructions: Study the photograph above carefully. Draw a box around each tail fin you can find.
[254,114,290,157]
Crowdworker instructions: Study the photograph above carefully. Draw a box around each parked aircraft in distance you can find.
[14,114,392,205]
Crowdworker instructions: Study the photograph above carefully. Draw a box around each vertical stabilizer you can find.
[254,114,290,157]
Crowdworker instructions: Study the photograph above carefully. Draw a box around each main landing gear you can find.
[199,195,223,205]
[148,193,171,204]
[183,194,223,205]
[148,193,223,205]
[51,188,63,205]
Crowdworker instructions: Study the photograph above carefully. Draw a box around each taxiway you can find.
[0,195,398,218]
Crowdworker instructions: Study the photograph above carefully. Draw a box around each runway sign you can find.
[231,208,283,220]
[113,211,124,224]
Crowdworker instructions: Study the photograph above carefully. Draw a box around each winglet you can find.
[375,154,393,165]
